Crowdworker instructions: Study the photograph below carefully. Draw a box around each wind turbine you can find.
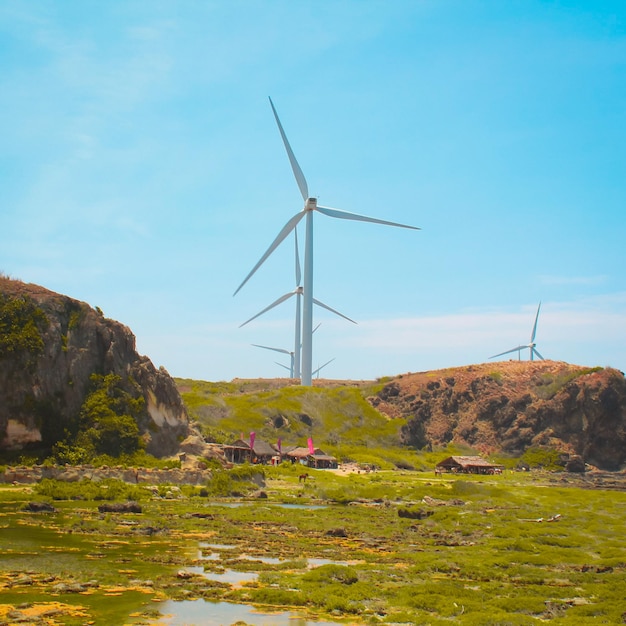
[489,302,545,361]
[252,344,296,378]
[234,97,420,385]
[240,230,355,380]
[271,353,335,379]
[252,323,322,379]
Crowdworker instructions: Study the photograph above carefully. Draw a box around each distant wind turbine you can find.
[240,230,354,380]
[234,97,420,385]
[489,302,545,361]
[252,344,296,378]
[273,354,336,379]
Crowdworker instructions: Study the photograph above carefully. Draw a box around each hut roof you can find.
[286,447,313,458]
[224,439,251,450]
[286,447,331,458]
[252,440,278,457]
[310,453,336,462]
[436,456,501,469]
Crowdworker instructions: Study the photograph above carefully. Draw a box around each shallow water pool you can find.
[153,599,351,625]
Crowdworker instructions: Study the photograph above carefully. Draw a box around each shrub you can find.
[35,478,145,501]
[0,294,48,364]
[303,564,359,585]
[52,373,146,463]
[520,447,562,470]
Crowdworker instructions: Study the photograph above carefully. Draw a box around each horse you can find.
[298,473,309,483]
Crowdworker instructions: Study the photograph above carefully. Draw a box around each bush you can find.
[35,478,145,501]
[303,564,359,585]
[52,373,147,463]
[520,447,562,470]
[0,294,48,361]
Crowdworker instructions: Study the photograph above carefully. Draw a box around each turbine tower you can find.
[234,97,420,385]
[489,302,545,361]
[240,229,355,380]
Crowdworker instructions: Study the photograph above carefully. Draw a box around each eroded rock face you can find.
[0,277,190,456]
[376,362,626,471]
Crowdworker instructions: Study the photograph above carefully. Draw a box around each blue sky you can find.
[1,0,625,381]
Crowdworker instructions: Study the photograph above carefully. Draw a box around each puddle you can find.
[185,566,259,585]
[240,553,284,564]
[153,599,348,625]
[196,542,350,569]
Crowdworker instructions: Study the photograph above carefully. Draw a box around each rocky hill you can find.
[373,361,626,470]
[0,277,190,458]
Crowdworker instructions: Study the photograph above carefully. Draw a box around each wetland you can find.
[1,464,625,625]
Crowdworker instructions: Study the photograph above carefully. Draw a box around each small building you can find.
[251,439,279,464]
[308,452,338,469]
[284,446,311,464]
[436,456,503,475]
[223,439,278,465]
[285,446,337,469]
[223,439,253,464]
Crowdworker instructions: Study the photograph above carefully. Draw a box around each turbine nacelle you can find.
[305,198,317,211]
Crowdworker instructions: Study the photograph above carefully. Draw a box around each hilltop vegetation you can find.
[176,377,422,468]
[176,360,626,471]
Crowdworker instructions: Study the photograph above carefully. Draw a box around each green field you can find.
[1,466,624,625]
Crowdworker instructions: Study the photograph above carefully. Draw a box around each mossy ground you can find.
[0,468,625,625]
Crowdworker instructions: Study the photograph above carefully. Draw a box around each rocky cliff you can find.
[372,361,626,471]
[0,277,190,457]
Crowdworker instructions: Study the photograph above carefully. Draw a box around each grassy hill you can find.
[176,360,626,472]
[175,378,385,443]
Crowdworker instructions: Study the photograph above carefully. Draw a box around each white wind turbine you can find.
[234,97,420,385]
[265,348,335,379]
[489,302,545,361]
[252,343,296,378]
[239,229,355,380]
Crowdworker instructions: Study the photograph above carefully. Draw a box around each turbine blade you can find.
[269,97,309,201]
[532,348,545,360]
[312,357,335,376]
[317,205,420,230]
[239,292,296,327]
[312,297,357,324]
[530,301,541,342]
[274,361,292,372]
[233,211,305,295]
[312,322,322,334]
[489,345,526,359]
[294,227,302,286]
[252,344,291,356]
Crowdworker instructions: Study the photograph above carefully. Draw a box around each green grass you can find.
[1,469,625,625]
[177,378,407,454]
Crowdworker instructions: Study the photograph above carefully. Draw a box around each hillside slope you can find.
[176,378,395,449]
[178,361,626,471]
[0,277,190,457]
[374,361,626,470]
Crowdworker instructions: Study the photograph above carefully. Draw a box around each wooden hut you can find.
[436,456,503,475]
[285,446,337,469]
[251,440,278,464]
[223,439,253,464]
[223,439,278,465]
[308,452,338,469]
